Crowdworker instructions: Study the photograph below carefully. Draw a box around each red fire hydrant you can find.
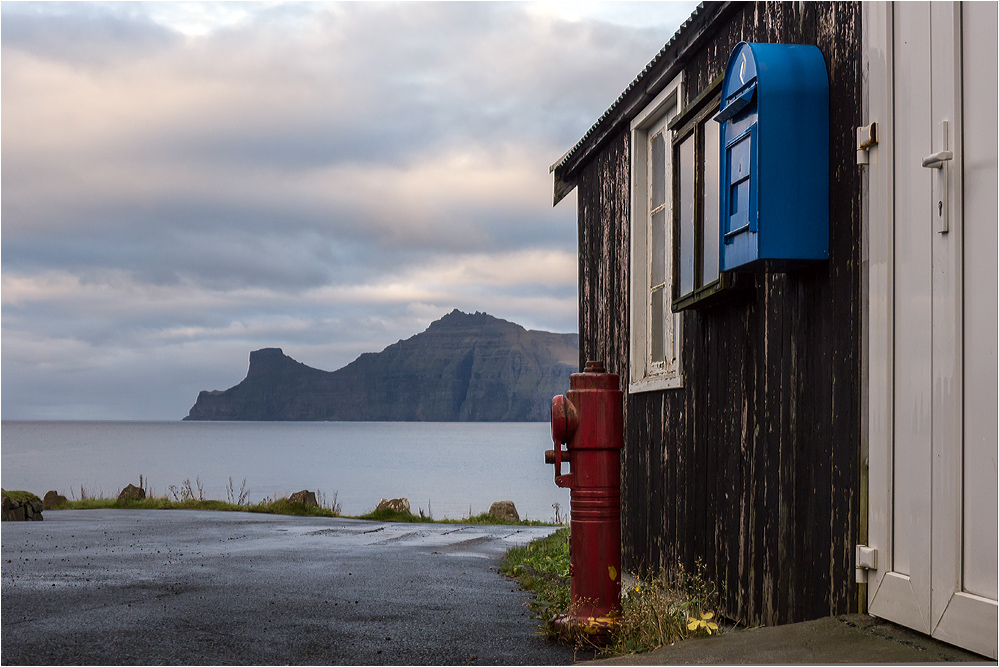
[546,360,623,634]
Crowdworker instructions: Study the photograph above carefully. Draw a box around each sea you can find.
[0,421,570,522]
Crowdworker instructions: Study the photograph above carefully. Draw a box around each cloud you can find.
[1,1,697,419]
[0,2,180,67]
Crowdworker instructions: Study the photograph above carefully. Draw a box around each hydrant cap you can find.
[571,361,620,391]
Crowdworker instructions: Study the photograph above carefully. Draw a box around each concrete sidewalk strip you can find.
[584,614,992,665]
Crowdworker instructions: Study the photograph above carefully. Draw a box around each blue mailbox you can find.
[715,42,829,271]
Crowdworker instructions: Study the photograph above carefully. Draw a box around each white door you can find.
[866,1,998,658]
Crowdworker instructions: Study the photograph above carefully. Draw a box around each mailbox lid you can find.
[717,42,761,269]
[719,42,758,120]
[717,42,759,137]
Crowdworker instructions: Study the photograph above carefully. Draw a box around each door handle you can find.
[921,150,953,169]
[924,121,951,233]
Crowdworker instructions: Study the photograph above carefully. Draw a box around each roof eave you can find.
[551,1,733,206]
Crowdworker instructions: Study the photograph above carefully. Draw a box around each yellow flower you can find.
[688,611,720,634]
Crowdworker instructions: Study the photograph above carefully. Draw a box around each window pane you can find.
[651,132,666,209]
[651,209,666,287]
[678,135,695,296]
[651,287,665,363]
[702,119,721,285]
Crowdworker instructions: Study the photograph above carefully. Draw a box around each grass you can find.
[501,528,723,657]
[34,479,555,526]
[55,500,551,525]
[606,560,720,656]
[499,526,572,621]
[1,489,42,504]
[54,496,343,519]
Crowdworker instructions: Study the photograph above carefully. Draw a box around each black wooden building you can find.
[552,2,863,627]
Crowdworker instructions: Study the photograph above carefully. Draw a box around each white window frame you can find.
[629,74,683,393]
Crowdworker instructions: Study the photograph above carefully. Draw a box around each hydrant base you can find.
[549,613,620,645]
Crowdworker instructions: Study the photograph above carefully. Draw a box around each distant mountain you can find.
[184,310,579,422]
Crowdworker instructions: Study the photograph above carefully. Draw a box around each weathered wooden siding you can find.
[577,132,631,388]
[575,2,862,627]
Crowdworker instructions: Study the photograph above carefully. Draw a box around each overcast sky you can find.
[2,1,697,420]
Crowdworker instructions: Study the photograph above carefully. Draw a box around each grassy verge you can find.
[500,529,723,657]
[499,527,571,620]
[606,561,720,655]
[1,489,42,504]
[43,488,553,526]
[55,496,343,518]
[54,500,549,524]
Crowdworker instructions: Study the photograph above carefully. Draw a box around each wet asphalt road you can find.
[1,510,577,665]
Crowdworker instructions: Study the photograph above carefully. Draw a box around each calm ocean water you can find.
[0,421,570,521]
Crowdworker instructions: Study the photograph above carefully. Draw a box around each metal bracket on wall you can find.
[855,544,878,583]
[856,122,878,164]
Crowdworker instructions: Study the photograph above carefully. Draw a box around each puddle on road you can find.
[292,520,557,555]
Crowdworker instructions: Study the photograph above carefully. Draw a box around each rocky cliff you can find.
[184,310,579,422]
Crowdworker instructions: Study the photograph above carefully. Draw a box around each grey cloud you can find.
[1,334,256,420]
[36,2,668,170]
[5,228,343,291]
[2,1,695,419]
[3,189,574,293]
[1,2,180,67]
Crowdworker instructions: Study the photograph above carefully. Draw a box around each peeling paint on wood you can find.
[573,2,862,628]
